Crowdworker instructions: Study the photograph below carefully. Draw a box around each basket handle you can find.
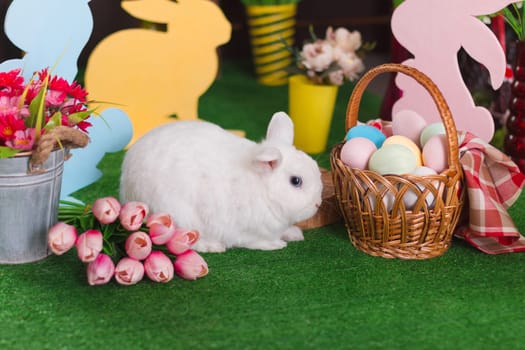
[29,126,90,174]
[345,63,460,178]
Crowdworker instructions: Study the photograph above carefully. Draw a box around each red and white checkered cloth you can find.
[455,131,525,254]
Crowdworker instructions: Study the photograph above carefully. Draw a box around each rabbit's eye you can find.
[290,176,303,188]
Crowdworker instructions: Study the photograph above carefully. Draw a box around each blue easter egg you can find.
[345,125,386,148]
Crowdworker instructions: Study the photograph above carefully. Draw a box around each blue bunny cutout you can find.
[0,0,132,201]
[63,109,133,201]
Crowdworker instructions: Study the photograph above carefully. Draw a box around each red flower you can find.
[76,120,92,132]
[0,114,26,141]
[0,69,24,97]
[5,129,35,150]
[0,67,93,156]
[47,72,88,102]
[48,74,70,93]
[68,81,88,102]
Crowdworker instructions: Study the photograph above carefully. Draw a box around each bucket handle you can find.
[28,126,90,174]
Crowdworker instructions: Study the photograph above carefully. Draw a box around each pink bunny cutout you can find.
[391,0,521,142]
[85,0,232,146]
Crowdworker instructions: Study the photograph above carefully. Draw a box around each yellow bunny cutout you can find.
[85,0,232,146]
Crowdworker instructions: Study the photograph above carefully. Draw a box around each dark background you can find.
[0,0,393,68]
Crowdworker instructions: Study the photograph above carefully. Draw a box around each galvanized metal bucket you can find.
[0,149,65,264]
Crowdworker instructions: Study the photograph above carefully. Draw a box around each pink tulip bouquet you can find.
[286,26,375,86]
[48,197,208,286]
[0,68,93,158]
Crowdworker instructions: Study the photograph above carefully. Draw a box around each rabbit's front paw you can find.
[242,240,287,251]
[281,226,304,242]
[193,240,226,253]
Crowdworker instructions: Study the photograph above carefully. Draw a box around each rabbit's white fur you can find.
[120,112,323,252]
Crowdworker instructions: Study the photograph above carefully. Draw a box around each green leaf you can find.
[34,75,49,140]
[67,110,92,125]
[393,0,404,7]
[78,214,95,231]
[308,24,317,41]
[503,6,525,41]
[0,147,20,158]
[60,199,87,207]
[521,3,525,40]
[44,111,63,131]
[27,74,49,138]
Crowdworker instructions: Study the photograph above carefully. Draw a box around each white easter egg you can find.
[392,109,427,147]
[363,184,395,213]
[368,144,418,175]
[403,166,438,210]
[422,134,448,173]
[340,137,377,170]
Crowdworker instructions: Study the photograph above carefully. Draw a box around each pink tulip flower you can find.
[114,257,145,286]
[166,229,200,255]
[47,222,78,255]
[146,212,177,245]
[125,231,152,260]
[144,251,174,283]
[119,201,149,231]
[92,196,121,224]
[76,229,103,263]
[87,253,115,286]
[174,250,209,281]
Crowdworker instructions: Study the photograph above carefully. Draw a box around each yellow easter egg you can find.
[383,135,422,166]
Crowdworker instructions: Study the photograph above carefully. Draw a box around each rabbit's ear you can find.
[121,0,179,24]
[461,16,506,89]
[461,0,520,16]
[252,146,283,174]
[266,112,294,145]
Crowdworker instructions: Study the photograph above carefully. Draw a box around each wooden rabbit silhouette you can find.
[0,0,133,201]
[0,0,93,82]
[85,0,232,146]
[391,0,521,142]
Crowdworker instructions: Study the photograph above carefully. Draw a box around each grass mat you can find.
[1,60,525,350]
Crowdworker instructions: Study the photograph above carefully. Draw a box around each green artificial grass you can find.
[1,60,525,350]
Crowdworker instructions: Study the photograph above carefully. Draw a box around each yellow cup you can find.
[288,75,339,154]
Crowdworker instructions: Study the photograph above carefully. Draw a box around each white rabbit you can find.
[120,112,323,252]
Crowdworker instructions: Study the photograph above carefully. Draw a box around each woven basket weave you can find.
[330,64,465,259]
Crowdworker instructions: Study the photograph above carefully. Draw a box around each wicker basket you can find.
[330,64,465,259]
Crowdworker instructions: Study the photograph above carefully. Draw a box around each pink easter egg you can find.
[422,134,448,173]
[392,109,427,147]
[340,137,377,170]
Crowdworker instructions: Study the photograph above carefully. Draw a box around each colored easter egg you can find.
[345,124,386,148]
[392,109,427,146]
[420,122,446,147]
[368,144,418,175]
[403,166,438,210]
[340,137,377,170]
[383,135,422,166]
[422,134,448,173]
